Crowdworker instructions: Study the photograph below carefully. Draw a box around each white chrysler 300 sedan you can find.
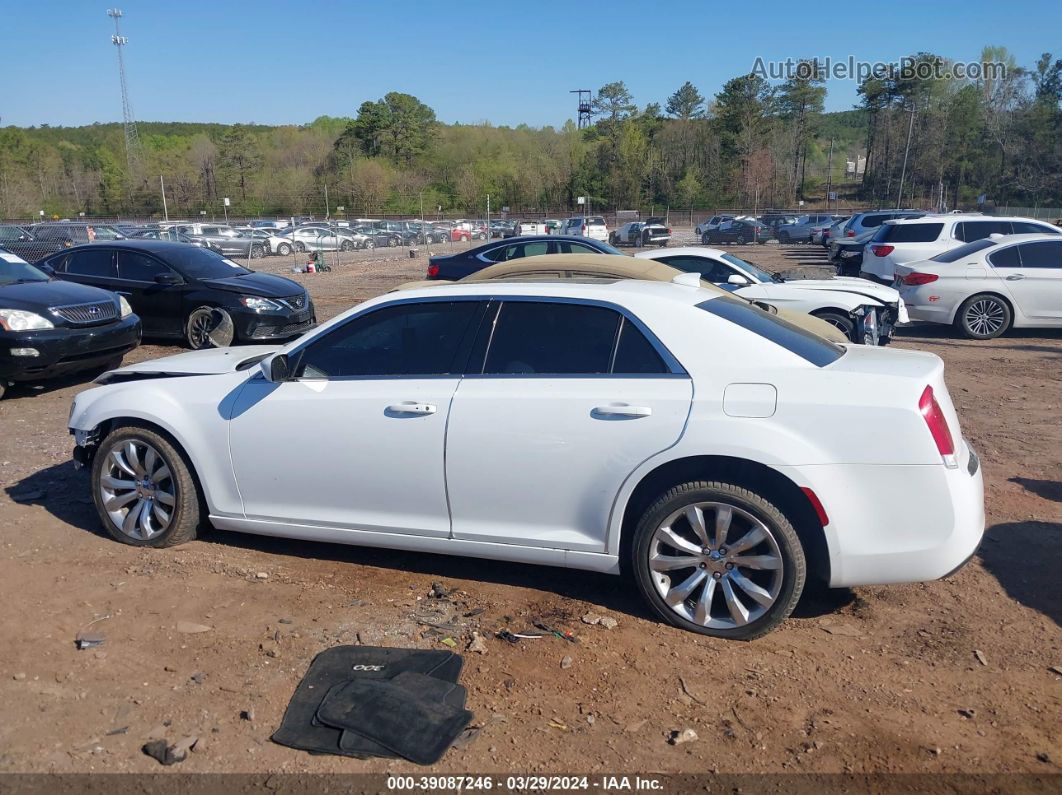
[68,278,985,639]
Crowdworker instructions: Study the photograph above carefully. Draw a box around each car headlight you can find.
[239,295,282,312]
[118,295,133,318]
[0,308,55,331]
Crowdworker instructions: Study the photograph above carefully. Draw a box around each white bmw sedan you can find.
[637,247,907,345]
[895,234,1062,339]
[68,278,984,639]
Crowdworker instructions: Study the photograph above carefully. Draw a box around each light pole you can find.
[896,104,916,210]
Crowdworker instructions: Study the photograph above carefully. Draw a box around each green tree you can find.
[665,81,706,120]
[217,124,262,202]
[592,82,637,124]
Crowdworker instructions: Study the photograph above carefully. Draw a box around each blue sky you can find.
[2,0,1059,129]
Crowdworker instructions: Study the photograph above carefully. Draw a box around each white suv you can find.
[860,214,1061,282]
[560,216,608,242]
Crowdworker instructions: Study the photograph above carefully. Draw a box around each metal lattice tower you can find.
[570,89,592,129]
[108,9,142,177]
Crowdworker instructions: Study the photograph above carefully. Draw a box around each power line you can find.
[107,8,142,179]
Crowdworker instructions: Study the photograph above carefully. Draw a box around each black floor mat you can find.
[318,672,474,766]
[271,645,463,758]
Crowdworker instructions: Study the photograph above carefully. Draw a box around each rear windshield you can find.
[697,296,845,367]
[930,238,997,263]
[873,223,944,244]
[586,217,606,226]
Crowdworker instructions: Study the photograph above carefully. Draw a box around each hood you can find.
[200,271,304,298]
[1,278,119,314]
[784,277,899,304]
[97,345,280,382]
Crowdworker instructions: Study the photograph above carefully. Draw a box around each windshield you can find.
[593,241,624,255]
[0,251,50,284]
[721,253,776,283]
[930,238,997,263]
[163,246,252,279]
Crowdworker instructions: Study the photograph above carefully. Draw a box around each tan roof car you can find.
[393,253,848,343]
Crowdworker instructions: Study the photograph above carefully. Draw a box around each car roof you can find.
[54,240,204,255]
[882,214,1052,226]
[983,233,1062,244]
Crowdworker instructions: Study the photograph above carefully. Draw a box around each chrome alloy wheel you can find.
[648,502,783,629]
[965,298,1006,337]
[99,440,177,540]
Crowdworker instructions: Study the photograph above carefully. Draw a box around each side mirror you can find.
[260,353,291,383]
[727,274,751,286]
[37,262,56,275]
[154,272,182,286]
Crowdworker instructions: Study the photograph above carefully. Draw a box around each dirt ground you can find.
[0,232,1059,778]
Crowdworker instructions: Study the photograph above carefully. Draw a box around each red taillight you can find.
[846,230,855,237]
[800,487,830,527]
[919,385,956,460]
[666,228,671,234]
[871,245,894,257]
[581,225,587,234]
[902,272,939,286]
[426,264,439,278]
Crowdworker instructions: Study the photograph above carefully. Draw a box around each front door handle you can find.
[592,404,652,419]
[386,402,437,416]
[1005,274,1025,281]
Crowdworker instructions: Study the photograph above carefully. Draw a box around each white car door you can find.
[995,240,1062,321]
[227,299,485,536]
[445,299,693,552]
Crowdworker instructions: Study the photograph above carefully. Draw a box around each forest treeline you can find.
[1,48,1059,219]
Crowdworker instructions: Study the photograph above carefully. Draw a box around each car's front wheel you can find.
[277,242,292,256]
[813,310,856,342]
[91,425,201,548]
[363,238,375,250]
[957,293,1011,339]
[249,244,264,259]
[701,233,710,245]
[632,481,805,640]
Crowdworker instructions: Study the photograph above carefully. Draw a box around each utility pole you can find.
[159,175,169,221]
[486,193,490,234]
[107,9,142,180]
[825,138,835,212]
[896,105,916,210]
[324,184,330,218]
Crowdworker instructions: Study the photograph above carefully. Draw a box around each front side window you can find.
[0,225,28,241]
[63,249,116,277]
[554,241,597,254]
[118,251,169,282]
[295,301,481,379]
[1016,241,1062,269]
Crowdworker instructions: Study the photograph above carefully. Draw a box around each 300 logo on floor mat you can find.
[351,664,385,671]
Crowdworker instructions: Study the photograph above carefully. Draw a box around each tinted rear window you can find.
[874,223,944,243]
[697,297,845,367]
[930,239,997,263]
[586,217,606,226]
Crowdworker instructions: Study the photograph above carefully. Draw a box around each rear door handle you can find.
[1005,274,1025,281]
[592,404,652,419]
[386,402,437,416]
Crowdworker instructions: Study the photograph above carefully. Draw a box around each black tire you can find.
[956,293,1012,339]
[735,234,746,245]
[185,306,233,350]
[701,233,710,245]
[249,244,264,259]
[340,240,354,251]
[0,382,6,400]
[91,424,201,548]
[363,238,375,250]
[631,481,806,640]
[294,241,306,253]
[609,233,618,245]
[814,311,856,342]
[642,233,652,247]
[277,242,292,256]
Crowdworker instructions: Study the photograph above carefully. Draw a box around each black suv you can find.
[39,241,314,349]
[0,247,141,398]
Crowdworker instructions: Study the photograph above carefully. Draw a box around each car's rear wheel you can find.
[249,244,264,259]
[294,241,306,253]
[632,481,805,640]
[957,293,1011,339]
[813,310,856,342]
[277,242,292,256]
[340,240,354,251]
[363,238,375,250]
[92,425,200,548]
